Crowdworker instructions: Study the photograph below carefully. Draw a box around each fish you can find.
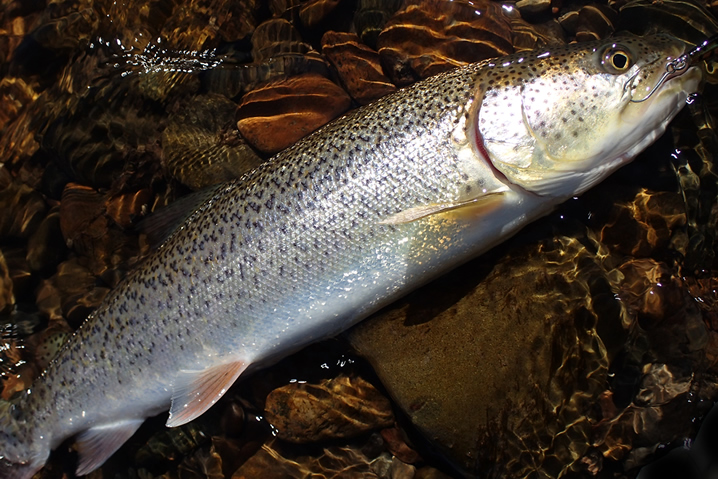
[0,33,704,479]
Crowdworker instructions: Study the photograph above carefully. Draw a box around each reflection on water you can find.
[1,0,718,478]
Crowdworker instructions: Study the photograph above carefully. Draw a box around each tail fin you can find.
[0,400,46,479]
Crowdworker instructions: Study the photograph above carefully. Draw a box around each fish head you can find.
[0,400,47,479]
[476,34,703,197]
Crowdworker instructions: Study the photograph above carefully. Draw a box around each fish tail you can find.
[0,399,46,479]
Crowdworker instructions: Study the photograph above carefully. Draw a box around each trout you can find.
[0,34,703,478]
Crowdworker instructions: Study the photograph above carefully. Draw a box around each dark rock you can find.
[321,31,396,105]
[163,94,263,190]
[377,0,513,85]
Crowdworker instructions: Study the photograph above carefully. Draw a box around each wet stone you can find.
[0,249,13,314]
[377,0,513,85]
[353,0,403,50]
[162,94,263,190]
[321,31,397,105]
[236,73,351,154]
[516,0,552,16]
[347,235,615,477]
[299,0,343,28]
[575,4,618,42]
[264,374,394,443]
[0,173,47,240]
[231,439,392,479]
[600,189,686,258]
[26,207,66,273]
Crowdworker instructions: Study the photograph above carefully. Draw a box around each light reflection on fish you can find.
[0,34,704,479]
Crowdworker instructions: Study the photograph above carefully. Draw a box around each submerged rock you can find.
[377,0,513,85]
[321,31,397,105]
[264,374,394,443]
[236,73,351,154]
[348,234,618,477]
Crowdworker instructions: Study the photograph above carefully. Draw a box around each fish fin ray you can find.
[75,419,144,475]
[137,186,222,249]
[379,191,506,225]
[167,360,248,427]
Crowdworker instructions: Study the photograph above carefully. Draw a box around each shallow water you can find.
[1,1,718,478]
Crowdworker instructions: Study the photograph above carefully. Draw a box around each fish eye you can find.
[602,47,633,74]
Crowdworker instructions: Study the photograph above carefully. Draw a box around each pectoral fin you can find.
[167,360,248,427]
[379,190,506,225]
[75,419,145,475]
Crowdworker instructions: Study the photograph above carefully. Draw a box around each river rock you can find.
[264,374,394,443]
[236,73,351,154]
[163,94,263,190]
[377,0,513,85]
[321,31,396,105]
[347,234,619,477]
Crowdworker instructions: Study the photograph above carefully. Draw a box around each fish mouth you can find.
[627,40,703,103]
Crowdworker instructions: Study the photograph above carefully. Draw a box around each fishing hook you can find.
[630,34,718,103]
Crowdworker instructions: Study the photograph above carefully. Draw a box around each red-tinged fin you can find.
[167,360,248,427]
[75,419,144,476]
[378,191,507,225]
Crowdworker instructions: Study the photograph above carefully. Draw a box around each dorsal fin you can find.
[136,186,220,249]
[167,359,248,427]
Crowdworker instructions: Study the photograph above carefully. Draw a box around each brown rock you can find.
[322,31,397,105]
[348,235,618,477]
[232,440,387,479]
[252,18,309,63]
[264,374,394,443]
[237,74,351,154]
[377,0,513,85]
[0,173,46,240]
[516,0,552,16]
[600,189,686,258]
[26,207,66,272]
[163,94,263,190]
[575,4,618,42]
[299,0,342,28]
[0,249,14,314]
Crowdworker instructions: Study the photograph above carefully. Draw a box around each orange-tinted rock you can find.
[377,0,513,85]
[59,183,108,252]
[252,18,309,63]
[0,250,13,314]
[322,31,397,105]
[299,0,342,28]
[105,189,154,229]
[232,439,389,479]
[264,374,394,443]
[600,190,686,257]
[237,73,351,154]
[0,77,38,132]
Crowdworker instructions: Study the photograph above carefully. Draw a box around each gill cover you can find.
[477,35,699,197]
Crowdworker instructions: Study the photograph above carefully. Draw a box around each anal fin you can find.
[379,190,506,225]
[75,419,144,476]
[167,360,248,427]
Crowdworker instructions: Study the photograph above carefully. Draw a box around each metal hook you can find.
[629,34,718,104]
